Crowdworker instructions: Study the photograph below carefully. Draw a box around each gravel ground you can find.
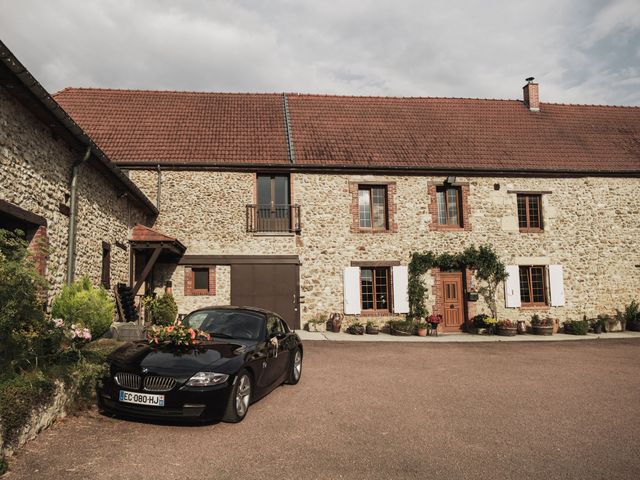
[5,339,640,480]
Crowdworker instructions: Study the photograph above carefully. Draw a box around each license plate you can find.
[119,390,165,407]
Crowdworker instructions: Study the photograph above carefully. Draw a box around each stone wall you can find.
[128,168,640,326]
[0,86,149,302]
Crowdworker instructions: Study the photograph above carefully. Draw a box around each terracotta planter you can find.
[497,326,517,337]
[532,325,553,336]
[416,328,427,337]
[516,321,527,334]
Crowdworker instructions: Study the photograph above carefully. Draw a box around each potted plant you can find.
[531,314,554,335]
[415,321,428,337]
[389,320,413,336]
[327,313,343,333]
[564,319,589,335]
[497,319,517,336]
[346,321,365,335]
[365,320,380,335]
[426,314,442,336]
[305,314,327,332]
[472,313,488,334]
[591,316,605,334]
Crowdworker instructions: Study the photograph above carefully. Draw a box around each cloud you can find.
[1,0,639,105]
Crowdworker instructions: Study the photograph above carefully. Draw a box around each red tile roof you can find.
[54,88,289,165]
[130,224,178,243]
[54,88,640,173]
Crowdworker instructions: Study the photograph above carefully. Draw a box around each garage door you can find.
[231,263,300,329]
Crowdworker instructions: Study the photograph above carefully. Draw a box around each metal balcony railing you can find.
[246,204,301,233]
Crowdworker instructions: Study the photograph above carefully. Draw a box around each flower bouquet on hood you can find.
[147,321,211,347]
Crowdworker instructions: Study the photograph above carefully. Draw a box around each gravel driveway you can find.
[6,339,640,479]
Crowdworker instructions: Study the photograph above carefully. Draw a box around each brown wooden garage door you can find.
[231,263,300,329]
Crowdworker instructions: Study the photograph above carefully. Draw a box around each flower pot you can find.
[416,328,427,337]
[475,327,487,335]
[532,325,553,336]
[365,325,380,335]
[497,326,517,337]
[516,320,527,334]
[593,324,603,334]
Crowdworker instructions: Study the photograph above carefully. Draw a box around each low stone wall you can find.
[0,380,72,458]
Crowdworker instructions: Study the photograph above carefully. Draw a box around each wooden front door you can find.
[441,272,465,331]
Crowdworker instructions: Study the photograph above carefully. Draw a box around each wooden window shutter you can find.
[343,267,362,315]
[548,265,565,306]
[504,265,521,308]
[392,266,409,314]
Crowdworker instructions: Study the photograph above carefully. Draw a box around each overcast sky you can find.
[1,0,639,105]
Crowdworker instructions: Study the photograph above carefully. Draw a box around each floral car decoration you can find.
[147,322,211,347]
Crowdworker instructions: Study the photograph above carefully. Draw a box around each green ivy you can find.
[408,245,507,320]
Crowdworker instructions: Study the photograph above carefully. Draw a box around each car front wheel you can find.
[222,370,252,423]
[285,348,302,385]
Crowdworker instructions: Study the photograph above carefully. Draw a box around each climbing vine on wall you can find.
[408,245,507,320]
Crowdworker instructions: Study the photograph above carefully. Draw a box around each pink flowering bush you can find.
[147,322,210,347]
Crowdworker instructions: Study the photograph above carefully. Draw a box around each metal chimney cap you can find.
[526,76,535,83]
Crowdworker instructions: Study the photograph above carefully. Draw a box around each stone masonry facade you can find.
[0,86,149,302]
[128,168,640,326]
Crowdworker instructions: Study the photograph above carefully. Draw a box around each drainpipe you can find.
[156,164,162,211]
[66,146,91,284]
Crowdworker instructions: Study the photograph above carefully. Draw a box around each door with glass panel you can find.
[256,174,290,232]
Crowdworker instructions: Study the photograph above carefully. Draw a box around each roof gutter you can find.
[0,40,158,216]
[113,161,640,178]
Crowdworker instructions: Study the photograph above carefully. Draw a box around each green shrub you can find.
[0,229,53,371]
[144,293,178,325]
[51,276,114,338]
[388,320,414,333]
[564,320,589,335]
[620,300,640,331]
[0,370,55,447]
[0,455,7,475]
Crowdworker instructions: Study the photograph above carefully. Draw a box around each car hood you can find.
[108,340,256,378]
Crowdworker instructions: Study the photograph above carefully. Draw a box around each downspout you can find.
[66,146,91,284]
[156,164,162,211]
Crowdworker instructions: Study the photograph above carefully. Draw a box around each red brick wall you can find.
[28,225,48,277]
[184,266,216,296]
[349,182,398,233]
[427,184,472,231]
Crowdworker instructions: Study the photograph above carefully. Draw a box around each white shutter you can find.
[343,267,361,315]
[504,265,521,308]
[548,265,565,306]
[392,266,410,314]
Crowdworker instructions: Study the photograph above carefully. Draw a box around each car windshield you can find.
[182,309,265,341]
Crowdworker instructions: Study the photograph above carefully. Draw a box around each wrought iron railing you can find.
[246,204,301,233]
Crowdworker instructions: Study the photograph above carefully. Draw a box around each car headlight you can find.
[185,372,229,387]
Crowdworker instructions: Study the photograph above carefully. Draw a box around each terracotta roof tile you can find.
[130,224,178,243]
[54,88,640,173]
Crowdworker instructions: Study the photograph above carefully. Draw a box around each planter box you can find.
[532,325,554,336]
[497,326,517,337]
[365,326,380,335]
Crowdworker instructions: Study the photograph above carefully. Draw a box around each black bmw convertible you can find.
[97,306,303,423]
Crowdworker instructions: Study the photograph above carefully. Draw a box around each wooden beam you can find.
[132,246,161,296]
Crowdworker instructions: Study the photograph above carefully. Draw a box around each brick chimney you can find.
[523,77,540,112]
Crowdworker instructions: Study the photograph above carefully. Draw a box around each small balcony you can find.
[246,204,301,233]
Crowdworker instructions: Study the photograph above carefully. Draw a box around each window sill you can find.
[519,229,544,233]
[189,290,215,296]
[360,310,393,317]
[519,305,550,310]
[355,229,392,234]
[430,225,466,231]
[252,232,296,237]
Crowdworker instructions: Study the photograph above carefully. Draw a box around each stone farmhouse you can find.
[54,85,640,331]
[2,40,639,331]
[0,41,156,303]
